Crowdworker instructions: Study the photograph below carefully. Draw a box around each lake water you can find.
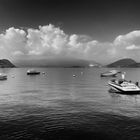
[1,68,140,140]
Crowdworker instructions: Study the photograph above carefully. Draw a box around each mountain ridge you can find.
[4,58,140,68]
[0,59,16,68]
[107,58,139,67]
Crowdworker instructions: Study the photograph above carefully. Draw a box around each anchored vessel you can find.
[108,79,140,94]
[101,70,120,77]
[27,69,40,75]
[0,73,7,80]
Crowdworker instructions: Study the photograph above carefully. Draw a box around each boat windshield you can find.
[121,82,137,87]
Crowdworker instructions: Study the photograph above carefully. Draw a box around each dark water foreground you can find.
[0,103,140,140]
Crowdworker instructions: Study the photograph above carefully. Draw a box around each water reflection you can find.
[0,68,140,116]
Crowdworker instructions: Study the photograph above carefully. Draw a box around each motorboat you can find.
[27,69,40,75]
[108,79,140,94]
[0,73,7,80]
[100,70,121,77]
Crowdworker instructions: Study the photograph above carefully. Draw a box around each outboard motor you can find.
[136,82,139,86]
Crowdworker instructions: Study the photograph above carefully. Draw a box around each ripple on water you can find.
[0,103,139,140]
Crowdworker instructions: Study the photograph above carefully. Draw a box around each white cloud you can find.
[113,30,140,61]
[126,45,140,50]
[1,24,140,64]
[114,30,140,48]
[12,51,25,56]
[0,27,28,59]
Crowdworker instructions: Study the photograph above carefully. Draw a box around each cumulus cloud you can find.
[1,24,140,64]
[113,30,140,61]
[126,45,139,50]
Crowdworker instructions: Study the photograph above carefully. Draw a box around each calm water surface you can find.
[0,68,140,140]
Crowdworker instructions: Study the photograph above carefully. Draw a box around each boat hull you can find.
[0,77,7,80]
[27,72,40,75]
[100,73,117,77]
[109,87,140,94]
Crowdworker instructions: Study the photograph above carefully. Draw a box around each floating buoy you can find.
[73,74,76,77]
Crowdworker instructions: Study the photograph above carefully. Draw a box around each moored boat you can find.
[27,69,40,75]
[0,73,7,80]
[108,79,140,94]
[101,70,121,77]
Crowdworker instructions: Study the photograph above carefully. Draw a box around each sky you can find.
[0,0,140,64]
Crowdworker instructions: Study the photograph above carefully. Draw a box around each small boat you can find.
[73,74,76,77]
[0,73,7,80]
[108,79,140,94]
[101,70,121,77]
[27,69,40,75]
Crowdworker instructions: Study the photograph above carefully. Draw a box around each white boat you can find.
[108,79,140,94]
[0,73,7,80]
[101,70,121,77]
[27,69,40,75]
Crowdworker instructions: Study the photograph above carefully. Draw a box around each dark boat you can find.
[27,69,40,75]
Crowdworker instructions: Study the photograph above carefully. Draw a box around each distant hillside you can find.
[14,58,101,67]
[107,58,138,67]
[0,59,15,68]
